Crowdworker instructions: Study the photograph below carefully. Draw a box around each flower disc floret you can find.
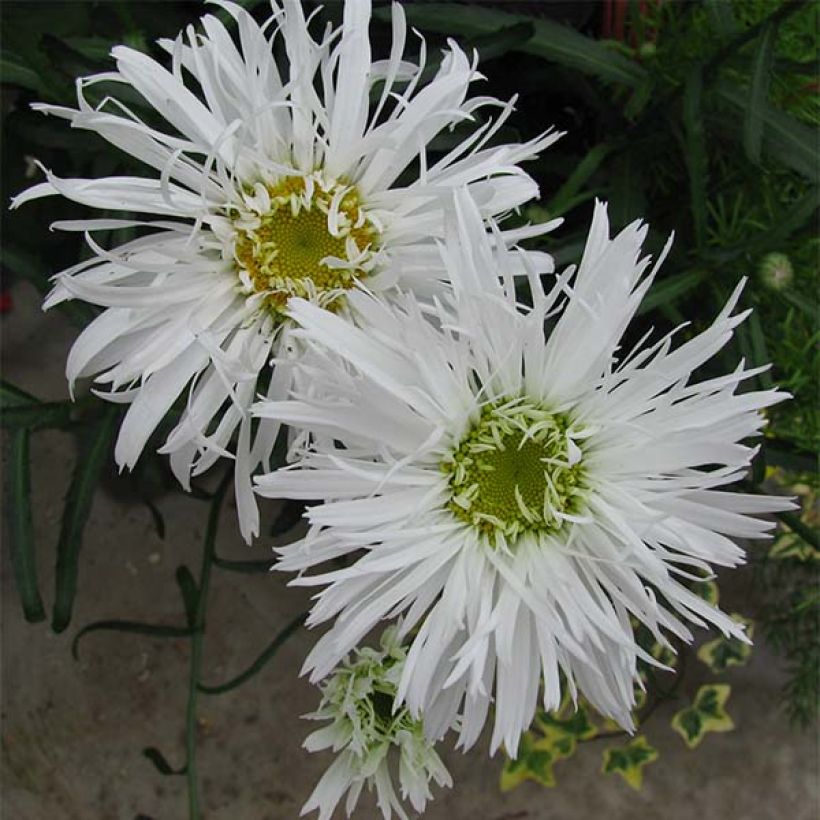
[233,173,380,316]
[443,397,585,543]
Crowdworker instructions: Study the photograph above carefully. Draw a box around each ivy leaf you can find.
[535,703,598,742]
[697,615,754,673]
[602,735,658,789]
[671,684,734,749]
[691,577,720,606]
[499,730,575,791]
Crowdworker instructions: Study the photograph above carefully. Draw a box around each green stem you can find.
[186,470,231,820]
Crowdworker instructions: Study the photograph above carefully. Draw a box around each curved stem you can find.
[186,470,231,820]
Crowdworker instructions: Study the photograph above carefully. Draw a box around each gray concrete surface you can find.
[2,279,818,819]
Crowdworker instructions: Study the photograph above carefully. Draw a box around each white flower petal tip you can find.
[260,194,791,756]
[14,0,558,540]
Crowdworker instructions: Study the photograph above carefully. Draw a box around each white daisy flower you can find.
[254,191,792,756]
[11,0,560,541]
[302,626,452,820]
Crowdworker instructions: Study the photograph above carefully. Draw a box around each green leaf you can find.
[602,735,658,789]
[671,684,734,749]
[697,615,754,673]
[142,746,187,776]
[637,269,706,316]
[5,430,46,623]
[198,611,306,695]
[535,704,598,742]
[1,401,73,431]
[212,555,273,573]
[0,380,37,408]
[499,729,575,791]
[0,57,44,92]
[608,152,647,231]
[744,21,777,164]
[714,81,819,182]
[377,4,647,88]
[175,566,199,628]
[683,66,708,249]
[52,407,119,633]
[545,144,610,219]
[691,578,720,606]
[72,619,195,660]
[465,21,534,63]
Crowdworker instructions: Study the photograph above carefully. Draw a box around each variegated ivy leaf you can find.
[671,684,734,749]
[769,530,820,562]
[697,614,754,673]
[691,577,720,606]
[535,702,598,742]
[601,735,658,789]
[499,729,576,791]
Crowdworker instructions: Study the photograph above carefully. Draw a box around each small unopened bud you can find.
[758,252,794,291]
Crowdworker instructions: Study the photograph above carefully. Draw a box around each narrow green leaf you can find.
[198,612,306,695]
[175,566,199,628]
[375,4,647,88]
[72,619,195,660]
[1,401,73,431]
[212,555,273,573]
[608,153,647,231]
[545,144,610,219]
[142,747,187,776]
[0,57,43,92]
[714,81,819,182]
[747,312,774,389]
[52,407,119,633]
[466,21,534,62]
[5,430,46,622]
[744,21,777,164]
[637,270,705,315]
[683,66,708,249]
[703,0,738,37]
[0,380,37,408]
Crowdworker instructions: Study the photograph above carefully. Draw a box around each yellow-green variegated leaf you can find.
[650,640,678,668]
[671,684,734,749]
[697,615,754,673]
[535,702,598,742]
[691,578,720,606]
[601,735,658,789]
[769,530,820,562]
[499,729,576,791]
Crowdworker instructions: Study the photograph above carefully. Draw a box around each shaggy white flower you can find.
[255,191,792,756]
[302,626,452,820]
[11,0,560,541]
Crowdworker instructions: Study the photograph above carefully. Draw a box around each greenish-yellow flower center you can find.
[443,397,586,544]
[233,174,380,316]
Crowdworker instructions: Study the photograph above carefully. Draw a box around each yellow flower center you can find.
[233,174,380,316]
[443,397,586,545]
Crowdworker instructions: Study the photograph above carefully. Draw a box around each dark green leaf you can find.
[0,379,37,408]
[377,4,647,88]
[5,430,46,623]
[608,153,647,231]
[52,407,119,633]
[744,21,777,164]
[0,57,44,92]
[212,555,273,573]
[683,66,708,249]
[198,612,306,695]
[142,747,187,776]
[637,270,705,315]
[72,619,195,660]
[545,144,610,218]
[175,566,199,628]
[714,81,819,183]
[1,401,73,431]
[465,21,534,63]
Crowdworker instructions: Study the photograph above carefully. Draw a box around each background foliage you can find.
[1,0,817,809]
